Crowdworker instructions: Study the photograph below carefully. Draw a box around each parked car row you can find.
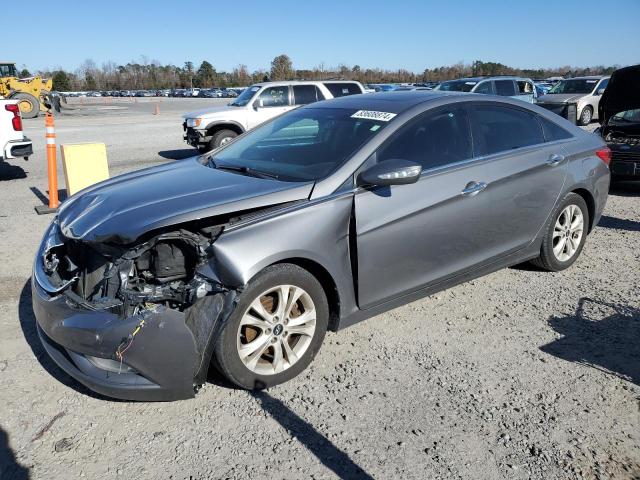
[63,88,246,98]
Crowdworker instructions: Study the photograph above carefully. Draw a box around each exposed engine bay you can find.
[44,226,223,316]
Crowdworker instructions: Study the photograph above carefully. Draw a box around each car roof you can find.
[565,75,608,80]
[252,80,360,87]
[442,76,532,82]
[306,90,459,114]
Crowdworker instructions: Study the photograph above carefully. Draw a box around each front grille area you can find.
[537,103,577,124]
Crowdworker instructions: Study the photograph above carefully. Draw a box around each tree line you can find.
[30,55,621,92]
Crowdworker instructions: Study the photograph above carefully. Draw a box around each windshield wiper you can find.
[214,163,280,180]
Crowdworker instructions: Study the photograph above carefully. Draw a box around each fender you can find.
[209,194,359,322]
[204,119,245,135]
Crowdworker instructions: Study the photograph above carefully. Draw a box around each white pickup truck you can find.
[183,80,366,151]
[0,98,33,162]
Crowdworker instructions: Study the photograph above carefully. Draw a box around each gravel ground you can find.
[0,101,638,479]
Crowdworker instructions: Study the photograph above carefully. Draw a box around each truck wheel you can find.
[577,106,593,126]
[10,92,40,119]
[198,129,238,153]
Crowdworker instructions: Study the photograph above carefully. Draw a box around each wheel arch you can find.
[571,187,595,232]
[269,257,341,332]
[205,121,244,137]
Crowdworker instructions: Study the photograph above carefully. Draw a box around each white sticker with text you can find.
[351,110,397,122]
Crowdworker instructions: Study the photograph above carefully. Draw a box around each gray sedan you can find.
[32,91,610,401]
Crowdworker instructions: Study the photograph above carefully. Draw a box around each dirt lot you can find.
[1,99,638,479]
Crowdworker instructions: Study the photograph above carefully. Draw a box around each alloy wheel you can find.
[552,204,584,262]
[236,285,316,375]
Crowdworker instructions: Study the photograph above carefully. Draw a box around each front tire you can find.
[530,193,589,272]
[213,264,329,389]
[577,105,593,126]
[198,129,238,153]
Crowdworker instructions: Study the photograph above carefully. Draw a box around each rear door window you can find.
[292,85,324,105]
[323,82,362,98]
[471,104,544,155]
[378,107,473,171]
[494,80,517,96]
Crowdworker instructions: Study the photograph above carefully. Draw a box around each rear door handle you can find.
[461,181,488,196]
[546,153,565,166]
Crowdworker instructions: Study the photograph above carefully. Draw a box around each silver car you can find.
[537,76,610,125]
[32,91,610,401]
[435,76,537,103]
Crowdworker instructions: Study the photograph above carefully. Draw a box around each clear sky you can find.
[7,0,640,73]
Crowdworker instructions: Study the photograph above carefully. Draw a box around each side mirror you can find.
[596,88,606,96]
[358,159,422,187]
[253,98,263,109]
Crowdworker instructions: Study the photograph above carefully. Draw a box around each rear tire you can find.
[10,92,40,119]
[530,193,589,272]
[577,105,593,126]
[213,264,328,390]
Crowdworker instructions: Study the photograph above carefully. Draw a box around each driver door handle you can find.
[461,181,488,196]
[546,153,565,166]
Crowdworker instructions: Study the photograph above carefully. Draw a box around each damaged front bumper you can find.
[32,221,231,401]
[183,124,204,148]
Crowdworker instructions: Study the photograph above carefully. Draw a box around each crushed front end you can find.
[32,219,235,401]
[602,127,640,180]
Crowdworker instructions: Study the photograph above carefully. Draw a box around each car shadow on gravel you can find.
[252,387,374,480]
[158,149,198,160]
[597,215,640,232]
[541,297,640,386]
[0,428,30,480]
[609,181,640,197]
[17,279,128,402]
[0,161,27,180]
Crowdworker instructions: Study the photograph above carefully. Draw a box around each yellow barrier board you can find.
[61,143,109,196]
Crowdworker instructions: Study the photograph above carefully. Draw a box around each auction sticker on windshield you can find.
[351,110,397,122]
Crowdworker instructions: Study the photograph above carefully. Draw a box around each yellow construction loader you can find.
[0,62,53,118]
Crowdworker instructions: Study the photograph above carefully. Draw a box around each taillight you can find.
[5,103,23,131]
[595,147,611,166]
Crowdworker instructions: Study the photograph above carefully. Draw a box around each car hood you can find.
[182,105,236,120]
[57,157,313,244]
[536,93,587,104]
[599,64,640,125]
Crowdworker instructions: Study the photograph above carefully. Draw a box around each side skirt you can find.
[336,242,541,330]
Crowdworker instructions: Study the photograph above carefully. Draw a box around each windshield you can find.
[610,109,640,124]
[548,79,598,94]
[436,80,476,92]
[208,107,391,182]
[230,85,260,106]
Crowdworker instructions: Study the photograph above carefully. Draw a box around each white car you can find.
[536,76,610,126]
[0,98,33,162]
[183,80,366,151]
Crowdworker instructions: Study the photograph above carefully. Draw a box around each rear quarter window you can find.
[323,82,362,98]
[539,116,573,141]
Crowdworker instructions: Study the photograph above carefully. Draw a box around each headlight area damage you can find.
[33,220,239,401]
